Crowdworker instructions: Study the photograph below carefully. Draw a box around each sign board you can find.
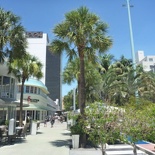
[26,31,43,38]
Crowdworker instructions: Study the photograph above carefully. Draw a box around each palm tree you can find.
[8,53,43,126]
[50,6,112,117]
[138,71,155,102]
[98,53,114,74]
[0,8,27,63]
[63,58,103,103]
[50,7,112,146]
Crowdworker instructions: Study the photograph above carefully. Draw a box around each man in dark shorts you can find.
[50,116,55,128]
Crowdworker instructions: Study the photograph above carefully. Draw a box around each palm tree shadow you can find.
[61,132,71,136]
[50,139,71,148]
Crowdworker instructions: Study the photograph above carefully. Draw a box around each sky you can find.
[0,0,155,97]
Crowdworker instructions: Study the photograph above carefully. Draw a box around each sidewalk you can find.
[0,121,71,155]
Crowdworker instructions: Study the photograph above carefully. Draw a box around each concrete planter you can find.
[72,134,79,149]
[30,121,37,135]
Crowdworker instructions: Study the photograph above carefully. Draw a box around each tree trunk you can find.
[133,144,137,155]
[78,47,86,147]
[101,144,106,155]
[19,78,25,126]
[79,54,85,115]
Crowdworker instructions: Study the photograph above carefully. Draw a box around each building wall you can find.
[136,51,155,72]
[26,32,62,109]
[26,32,48,85]
[46,46,62,109]
[136,50,145,63]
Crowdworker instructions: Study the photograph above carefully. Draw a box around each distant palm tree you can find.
[98,54,114,73]
[8,53,43,126]
[0,8,27,63]
[63,58,102,103]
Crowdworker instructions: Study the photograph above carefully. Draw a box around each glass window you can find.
[149,58,153,61]
[26,86,30,93]
[18,86,21,92]
[38,88,40,94]
[30,86,34,93]
[34,87,37,94]
[1,76,10,98]
[150,65,155,73]
[10,78,15,98]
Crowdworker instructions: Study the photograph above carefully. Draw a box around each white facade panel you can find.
[26,33,48,85]
[136,50,145,63]
[136,51,155,72]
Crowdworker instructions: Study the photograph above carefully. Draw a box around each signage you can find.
[26,31,43,38]
[25,96,39,103]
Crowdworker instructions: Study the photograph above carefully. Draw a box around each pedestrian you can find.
[50,116,55,128]
[60,115,63,123]
[44,116,47,127]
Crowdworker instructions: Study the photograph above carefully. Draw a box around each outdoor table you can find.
[15,126,24,136]
[16,126,24,130]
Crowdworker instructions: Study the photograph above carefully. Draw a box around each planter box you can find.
[72,134,79,149]
[30,122,37,135]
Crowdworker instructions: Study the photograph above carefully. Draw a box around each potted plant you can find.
[70,115,85,149]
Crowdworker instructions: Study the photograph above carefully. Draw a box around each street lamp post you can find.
[126,0,138,98]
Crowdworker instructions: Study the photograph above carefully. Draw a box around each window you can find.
[149,58,153,62]
[38,88,40,94]
[34,87,37,94]
[30,86,34,93]
[150,65,155,73]
[26,86,30,93]
[18,86,21,92]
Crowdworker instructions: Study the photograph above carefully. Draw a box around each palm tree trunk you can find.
[78,47,86,147]
[19,78,25,126]
[79,52,85,115]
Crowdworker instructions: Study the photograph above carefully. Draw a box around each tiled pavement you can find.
[0,121,155,155]
[0,121,71,155]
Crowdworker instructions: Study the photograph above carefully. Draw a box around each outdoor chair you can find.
[17,124,28,138]
[0,126,8,145]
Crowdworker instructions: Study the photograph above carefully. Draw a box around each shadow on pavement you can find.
[61,132,71,136]
[36,131,43,134]
[50,139,71,147]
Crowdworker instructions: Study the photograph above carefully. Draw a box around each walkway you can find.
[0,121,71,155]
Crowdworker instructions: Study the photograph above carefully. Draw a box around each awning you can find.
[12,100,29,107]
[23,104,47,111]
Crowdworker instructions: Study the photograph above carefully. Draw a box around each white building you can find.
[0,61,58,124]
[26,32,48,84]
[136,50,155,72]
[0,31,62,126]
[26,31,62,110]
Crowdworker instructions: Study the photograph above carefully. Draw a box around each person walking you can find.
[50,116,55,128]
[44,116,48,127]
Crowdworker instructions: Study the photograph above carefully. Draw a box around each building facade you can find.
[46,46,61,110]
[136,50,155,72]
[0,62,57,125]
[26,32,62,109]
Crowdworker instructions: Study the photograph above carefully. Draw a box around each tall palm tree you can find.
[8,53,43,126]
[0,8,27,63]
[50,7,112,146]
[50,6,112,119]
